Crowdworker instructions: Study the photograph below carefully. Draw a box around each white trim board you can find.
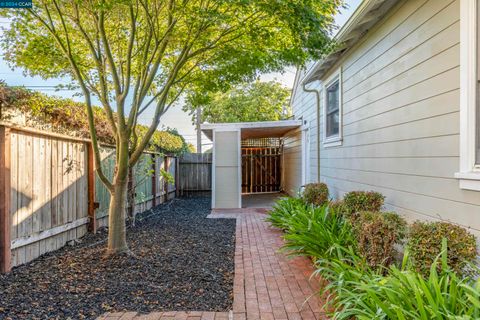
[457,0,480,191]
[212,129,216,209]
[201,120,302,131]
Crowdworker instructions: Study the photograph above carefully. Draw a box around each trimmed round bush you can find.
[302,183,329,206]
[328,200,348,216]
[343,191,385,216]
[407,221,478,276]
[352,211,407,268]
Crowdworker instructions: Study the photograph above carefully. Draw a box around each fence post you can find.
[151,154,157,207]
[175,156,180,197]
[87,142,97,233]
[0,126,11,273]
[164,156,169,202]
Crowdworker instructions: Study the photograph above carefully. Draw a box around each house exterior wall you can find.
[213,130,240,208]
[291,64,321,186]
[292,0,480,238]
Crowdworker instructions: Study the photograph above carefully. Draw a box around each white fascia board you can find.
[200,120,303,131]
[301,0,394,84]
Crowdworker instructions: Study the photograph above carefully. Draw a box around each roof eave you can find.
[302,0,400,84]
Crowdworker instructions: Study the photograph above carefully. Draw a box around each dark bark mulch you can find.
[0,197,236,320]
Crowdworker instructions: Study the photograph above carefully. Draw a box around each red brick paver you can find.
[100,210,327,320]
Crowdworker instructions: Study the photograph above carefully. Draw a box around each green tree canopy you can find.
[0,0,342,253]
[184,80,291,123]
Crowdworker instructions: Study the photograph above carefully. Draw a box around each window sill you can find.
[455,172,480,191]
[323,139,342,148]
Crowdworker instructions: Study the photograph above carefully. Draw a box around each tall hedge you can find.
[0,82,188,155]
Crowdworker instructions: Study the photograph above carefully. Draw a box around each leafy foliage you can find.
[0,82,114,142]
[407,221,478,276]
[0,83,188,155]
[266,197,307,231]
[135,126,187,155]
[0,0,343,251]
[302,183,329,207]
[282,205,357,261]
[352,211,407,269]
[269,194,480,319]
[319,241,480,320]
[328,200,348,216]
[268,198,356,261]
[184,80,291,123]
[343,191,385,216]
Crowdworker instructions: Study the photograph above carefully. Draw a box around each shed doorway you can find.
[201,120,302,209]
[241,138,282,194]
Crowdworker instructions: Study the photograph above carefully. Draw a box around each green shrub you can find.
[281,205,356,261]
[302,183,329,206]
[266,197,307,231]
[343,191,385,215]
[407,221,478,276]
[0,82,189,155]
[328,200,348,216]
[320,240,480,320]
[352,211,407,268]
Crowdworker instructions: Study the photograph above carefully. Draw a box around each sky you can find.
[0,0,362,149]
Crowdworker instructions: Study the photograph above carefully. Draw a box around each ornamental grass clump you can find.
[269,195,480,319]
[407,221,478,276]
[352,211,407,269]
[343,191,385,216]
[281,205,357,261]
[266,197,307,231]
[302,183,329,207]
[320,240,480,320]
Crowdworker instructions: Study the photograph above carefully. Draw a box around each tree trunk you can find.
[107,178,128,253]
[107,138,130,254]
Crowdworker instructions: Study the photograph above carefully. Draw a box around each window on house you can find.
[456,0,480,190]
[325,79,340,138]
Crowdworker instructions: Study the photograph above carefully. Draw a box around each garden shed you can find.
[201,120,303,209]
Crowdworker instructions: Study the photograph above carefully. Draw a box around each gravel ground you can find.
[0,197,236,320]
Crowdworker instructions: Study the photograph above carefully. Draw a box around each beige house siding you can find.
[292,0,480,238]
[291,68,320,184]
[213,130,240,208]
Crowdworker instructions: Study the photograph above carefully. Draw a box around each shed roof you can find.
[302,0,399,84]
[201,120,303,140]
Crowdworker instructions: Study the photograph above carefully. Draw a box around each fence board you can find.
[178,153,212,195]
[1,125,178,270]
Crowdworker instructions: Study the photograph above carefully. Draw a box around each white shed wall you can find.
[213,130,240,208]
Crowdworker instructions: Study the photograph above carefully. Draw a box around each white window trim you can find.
[456,0,480,191]
[323,67,343,148]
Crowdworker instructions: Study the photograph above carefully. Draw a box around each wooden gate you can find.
[242,145,281,193]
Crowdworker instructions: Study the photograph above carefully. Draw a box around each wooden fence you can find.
[178,153,212,195]
[0,124,177,272]
[95,148,177,228]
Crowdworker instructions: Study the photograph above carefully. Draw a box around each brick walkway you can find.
[99,210,326,320]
